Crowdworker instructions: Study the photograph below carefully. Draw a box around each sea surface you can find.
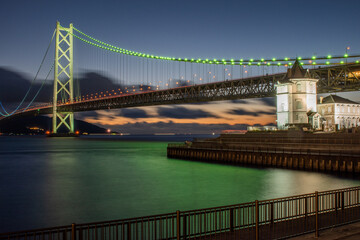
[0,135,359,233]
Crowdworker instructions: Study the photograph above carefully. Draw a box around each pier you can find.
[167,131,360,174]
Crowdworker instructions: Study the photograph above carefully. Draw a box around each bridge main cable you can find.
[70,26,360,66]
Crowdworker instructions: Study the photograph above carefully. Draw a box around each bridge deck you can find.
[1,63,360,120]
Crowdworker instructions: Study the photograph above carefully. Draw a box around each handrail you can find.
[1,186,360,240]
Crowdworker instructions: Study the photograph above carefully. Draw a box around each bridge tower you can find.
[52,22,74,134]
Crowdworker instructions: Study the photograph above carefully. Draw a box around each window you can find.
[296,99,302,109]
[281,103,285,111]
[328,106,331,113]
[309,83,315,92]
[296,83,301,92]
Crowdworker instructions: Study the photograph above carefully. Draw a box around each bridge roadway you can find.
[4,63,360,118]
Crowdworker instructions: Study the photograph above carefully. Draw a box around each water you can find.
[0,135,359,233]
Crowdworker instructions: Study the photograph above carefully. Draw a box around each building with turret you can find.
[276,61,360,131]
[276,60,318,129]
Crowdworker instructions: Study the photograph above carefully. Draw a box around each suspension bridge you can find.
[1,22,360,134]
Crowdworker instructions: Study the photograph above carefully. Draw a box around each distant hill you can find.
[0,67,193,104]
[0,115,106,134]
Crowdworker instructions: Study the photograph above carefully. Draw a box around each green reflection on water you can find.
[0,136,359,232]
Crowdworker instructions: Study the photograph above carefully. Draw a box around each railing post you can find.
[341,191,345,210]
[176,210,180,240]
[255,200,259,240]
[183,213,187,240]
[71,223,76,240]
[270,202,274,226]
[127,223,131,240]
[78,226,83,240]
[229,208,234,232]
[304,197,308,219]
[335,192,338,213]
[315,191,319,238]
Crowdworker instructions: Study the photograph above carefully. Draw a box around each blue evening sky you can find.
[1,0,359,75]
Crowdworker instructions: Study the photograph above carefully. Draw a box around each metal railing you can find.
[1,186,360,240]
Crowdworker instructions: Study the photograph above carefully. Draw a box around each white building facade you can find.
[276,61,318,129]
[317,95,360,131]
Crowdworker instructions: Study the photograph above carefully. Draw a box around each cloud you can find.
[115,121,251,134]
[230,99,250,104]
[120,108,150,118]
[227,109,274,117]
[260,97,276,107]
[79,111,100,118]
[157,106,218,119]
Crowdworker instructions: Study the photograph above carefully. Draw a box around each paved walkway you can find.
[290,221,360,240]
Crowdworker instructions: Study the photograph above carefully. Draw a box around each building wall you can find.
[276,78,318,129]
[317,103,360,130]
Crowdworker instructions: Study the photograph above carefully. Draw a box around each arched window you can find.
[296,99,302,109]
[296,83,301,92]
[281,103,285,111]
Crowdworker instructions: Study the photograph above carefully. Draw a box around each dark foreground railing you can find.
[1,186,360,240]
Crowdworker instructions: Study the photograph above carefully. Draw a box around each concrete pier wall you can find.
[167,146,360,174]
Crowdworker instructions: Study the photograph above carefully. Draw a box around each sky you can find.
[1,0,360,133]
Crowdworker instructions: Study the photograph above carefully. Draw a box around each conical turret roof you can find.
[280,60,311,83]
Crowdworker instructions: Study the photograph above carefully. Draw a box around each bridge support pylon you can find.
[52,21,75,135]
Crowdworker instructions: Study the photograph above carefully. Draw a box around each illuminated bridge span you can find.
[1,22,360,134]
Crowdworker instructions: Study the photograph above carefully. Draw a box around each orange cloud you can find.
[81,99,276,127]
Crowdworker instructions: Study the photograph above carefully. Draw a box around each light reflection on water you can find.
[0,135,359,232]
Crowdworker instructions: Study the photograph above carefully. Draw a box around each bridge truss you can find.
[22,63,359,115]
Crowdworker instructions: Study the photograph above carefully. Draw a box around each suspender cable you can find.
[0,29,56,117]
